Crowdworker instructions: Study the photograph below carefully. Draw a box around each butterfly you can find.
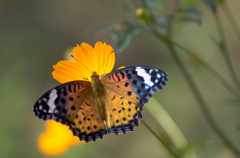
[33,42,168,143]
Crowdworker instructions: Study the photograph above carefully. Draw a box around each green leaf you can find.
[173,17,202,25]
[124,25,140,36]
[179,0,196,7]
[115,35,132,54]
[183,7,201,16]
[219,41,224,51]
[201,0,217,12]
[209,35,224,52]
[217,0,225,4]
[95,23,118,35]
[109,22,140,40]
[145,0,160,9]
[110,29,123,40]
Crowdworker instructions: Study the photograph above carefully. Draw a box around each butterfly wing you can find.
[104,89,143,134]
[69,94,107,142]
[101,66,168,134]
[33,81,107,142]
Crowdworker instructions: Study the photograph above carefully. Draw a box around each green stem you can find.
[141,120,179,158]
[221,3,240,40]
[146,98,198,158]
[212,11,240,89]
[161,36,240,157]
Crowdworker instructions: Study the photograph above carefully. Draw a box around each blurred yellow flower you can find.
[38,120,83,155]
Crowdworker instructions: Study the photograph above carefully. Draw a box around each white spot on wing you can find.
[38,105,43,110]
[136,67,154,86]
[47,89,58,113]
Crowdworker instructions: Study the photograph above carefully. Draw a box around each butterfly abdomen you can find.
[91,71,107,120]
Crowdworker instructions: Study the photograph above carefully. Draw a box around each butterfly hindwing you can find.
[69,94,107,142]
[101,66,168,134]
[104,89,142,135]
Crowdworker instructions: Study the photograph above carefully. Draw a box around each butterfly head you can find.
[91,71,99,80]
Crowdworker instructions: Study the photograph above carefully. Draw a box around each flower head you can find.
[52,42,115,83]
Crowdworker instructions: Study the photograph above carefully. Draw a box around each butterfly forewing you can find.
[102,66,168,106]
[101,66,168,134]
[33,81,91,125]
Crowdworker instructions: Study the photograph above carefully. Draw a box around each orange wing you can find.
[101,66,168,134]
[69,93,107,142]
[104,89,142,134]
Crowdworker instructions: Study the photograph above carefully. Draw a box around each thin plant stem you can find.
[147,98,198,158]
[221,3,240,40]
[161,36,240,157]
[141,120,179,158]
[212,11,240,89]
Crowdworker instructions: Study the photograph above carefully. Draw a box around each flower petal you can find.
[52,60,91,83]
[38,120,83,155]
[93,42,115,76]
[73,43,95,73]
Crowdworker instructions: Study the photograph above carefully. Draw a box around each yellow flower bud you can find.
[136,8,150,22]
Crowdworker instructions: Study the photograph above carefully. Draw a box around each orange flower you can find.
[38,120,83,155]
[52,42,115,83]
[37,42,115,155]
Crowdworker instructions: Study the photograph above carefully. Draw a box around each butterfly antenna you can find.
[96,51,114,73]
[71,55,93,74]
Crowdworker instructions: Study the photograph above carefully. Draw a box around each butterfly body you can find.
[91,71,106,120]
[34,66,168,142]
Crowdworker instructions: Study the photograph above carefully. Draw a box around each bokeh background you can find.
[1,0,240,158]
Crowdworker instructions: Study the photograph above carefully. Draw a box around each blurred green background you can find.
[1,0,240,158]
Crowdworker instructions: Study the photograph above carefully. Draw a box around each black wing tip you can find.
[33,102,71,125]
